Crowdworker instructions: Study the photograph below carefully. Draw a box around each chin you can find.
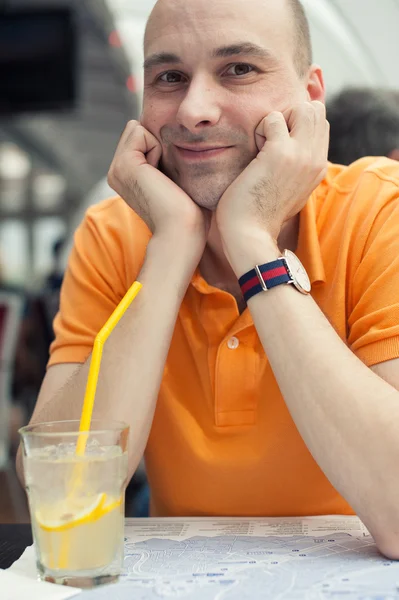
[191,195,220,212]
[178,177,233,211]
[162,159,248,210]
[183,187,223,212]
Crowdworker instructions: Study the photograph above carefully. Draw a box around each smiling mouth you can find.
[175,146,233,160]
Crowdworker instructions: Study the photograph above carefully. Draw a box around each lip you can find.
[175,145,232,160]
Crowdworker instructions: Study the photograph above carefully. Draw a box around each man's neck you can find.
[199,214,300,313]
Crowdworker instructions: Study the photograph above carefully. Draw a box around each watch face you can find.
[283,250,311,294]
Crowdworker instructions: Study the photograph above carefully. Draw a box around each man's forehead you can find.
[144,0,292,55]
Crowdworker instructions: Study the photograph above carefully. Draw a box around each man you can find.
[327,87,399,165]
[17,0,399,559]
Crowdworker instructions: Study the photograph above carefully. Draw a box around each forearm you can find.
[21,235,196,481]
[230,236,399,554]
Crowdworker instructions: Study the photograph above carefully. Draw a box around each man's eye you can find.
[158,71,185,84]
[225,64,255,76]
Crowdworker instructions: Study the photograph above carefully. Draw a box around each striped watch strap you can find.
[238,259,291,302]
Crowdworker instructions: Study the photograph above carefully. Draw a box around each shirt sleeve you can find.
[48,199,149,367]
[348,175,399,367]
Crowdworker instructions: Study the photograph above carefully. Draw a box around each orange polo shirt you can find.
[50,157,399,517]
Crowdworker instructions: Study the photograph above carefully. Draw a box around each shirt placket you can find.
[214,323,263,427]
[192,273,266,428]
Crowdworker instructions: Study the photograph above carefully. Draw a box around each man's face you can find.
[142,0,319,210]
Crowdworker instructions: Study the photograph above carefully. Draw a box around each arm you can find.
[226,233,399,559]
[17,235,198,483]
[217,102,399,558]
[17,121,209,484]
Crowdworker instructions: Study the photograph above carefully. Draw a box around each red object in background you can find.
[126,75,137,93]
[109,30,122,48]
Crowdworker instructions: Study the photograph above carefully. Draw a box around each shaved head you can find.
[141,0,323,210]
[288,0,312,75]
[145,0,312,77]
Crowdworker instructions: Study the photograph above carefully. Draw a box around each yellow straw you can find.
[50,282,142,571]
[76,280,142,456]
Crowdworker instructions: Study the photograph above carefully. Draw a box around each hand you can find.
[108,121,210,250]
[216,101,329,243]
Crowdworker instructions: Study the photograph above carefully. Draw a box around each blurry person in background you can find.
[327,87,399,165]
[45,237,67,292]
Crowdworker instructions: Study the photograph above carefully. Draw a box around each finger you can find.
[121,120,140,148]
[255,129,266,152]
[137,123,162,167]
[312,101,327,137]
[145,136,162,168]
[286,102,316,143]
[129,125,161,166]
[313,102,329,158]
[324,119,330,160]
[255,112,289,149]
[308,102,329,164]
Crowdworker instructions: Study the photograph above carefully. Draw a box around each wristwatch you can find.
[238,250,311,302]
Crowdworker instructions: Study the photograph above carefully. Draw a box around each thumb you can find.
[255,119,266,152]
[255,112,288,153]
[141,128,162,168]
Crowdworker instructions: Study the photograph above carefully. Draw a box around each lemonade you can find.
[20,421,129,588]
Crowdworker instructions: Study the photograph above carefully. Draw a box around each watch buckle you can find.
[254,265,268,292]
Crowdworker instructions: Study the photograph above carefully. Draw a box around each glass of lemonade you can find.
[19,420,129,588]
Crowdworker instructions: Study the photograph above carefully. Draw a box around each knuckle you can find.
[266,111,283,124]
[123,121,141,144]
[304,101,315,111]
[121,120,138,138]
[298,102,315,122]
[312,100,326,113]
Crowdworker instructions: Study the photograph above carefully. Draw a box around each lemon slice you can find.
[101,495,123,516]
[36,493,107,532]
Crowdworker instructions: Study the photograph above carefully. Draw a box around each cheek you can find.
[249,78,303,114]
[228,97,269,151]
[141,97,174,137]
[141,103,160,135]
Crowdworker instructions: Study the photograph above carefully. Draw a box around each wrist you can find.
[148,233,201,284]
[222,229,280,277]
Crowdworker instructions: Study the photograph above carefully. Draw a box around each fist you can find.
[217,101,329,241]
[108,121,208,241]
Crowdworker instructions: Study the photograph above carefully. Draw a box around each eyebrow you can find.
[143,42,274,73]
[143,52,181,73]
[212,42,274,61]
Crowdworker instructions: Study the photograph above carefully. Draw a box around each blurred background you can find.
[0,0,399,522]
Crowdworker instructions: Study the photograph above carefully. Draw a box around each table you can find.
[1,516,394,600]
[0,524,32,570]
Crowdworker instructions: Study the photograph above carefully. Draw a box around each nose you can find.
[176,74,222,132]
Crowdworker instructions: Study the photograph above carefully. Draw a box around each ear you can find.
[306,65,325,103]
[388,148,399,162]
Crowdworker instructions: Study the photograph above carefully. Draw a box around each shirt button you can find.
[227,337,240,350]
